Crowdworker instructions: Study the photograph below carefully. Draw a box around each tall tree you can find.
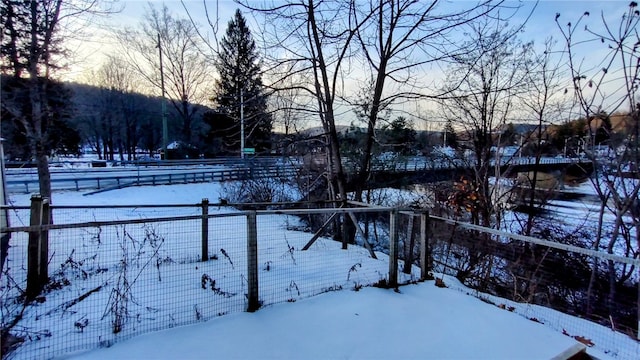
[438,17,531,228]
[443,119,458,149]
[0,0,63,201]
[557,3,640,321]
[0,0,116,307]
[1,0,117,195]
[0,0,108,199]
[209,9,272,155]
[348,0,504,203]
[244,0,513,204]
[118,3,209,146]
[242,0,361,204]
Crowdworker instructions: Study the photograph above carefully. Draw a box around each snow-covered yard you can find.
[3,183,639,359]
[65,277,586,360]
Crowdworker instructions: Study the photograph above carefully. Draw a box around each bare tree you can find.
[242,0,367,204]
[438,16,531,228]
[268,72,314,156]
[348,0,505,202]
[557,2,640,319]
[78,56,143,160]
[517,38,567,235]
[270,72,311,137]
[117,3,210,145]
[245,1,515,204]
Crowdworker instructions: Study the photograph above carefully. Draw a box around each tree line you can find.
[1,2,273,201]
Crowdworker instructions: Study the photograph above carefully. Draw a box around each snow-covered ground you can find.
[64,277,584,360]
[4,182,639,359]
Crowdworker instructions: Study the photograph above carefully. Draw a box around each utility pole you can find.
[240,87,245,159]
[157,33,168,160]
[519,136,523,160]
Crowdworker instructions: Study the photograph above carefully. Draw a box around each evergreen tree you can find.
[0,76,81,160]
[210,9,272,155]
[201,111,236,156]
[1,0,67,201]
[443,119,458,149]
[500,123,517,146]
[382,117,417,155]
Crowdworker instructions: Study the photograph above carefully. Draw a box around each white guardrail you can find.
[4,156,588,194]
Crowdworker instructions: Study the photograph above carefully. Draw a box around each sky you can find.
[62,0,633,82]
[55,0,636,132]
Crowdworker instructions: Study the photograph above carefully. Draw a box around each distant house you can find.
[432,146,456,158]
[159,141,199,160]
[491,146,518,157]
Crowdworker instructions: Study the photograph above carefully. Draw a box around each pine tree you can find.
[1,76,80,160]
[443,119,458,149]
[1,0,66,201]
[382,117,417,155]
[210,9,272,155]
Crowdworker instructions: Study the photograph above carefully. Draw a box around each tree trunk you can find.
[35,148,52,200]
[182,99,191,143]
[606,213,624,317]
[586,197,607,315]
[307,0,348,204]
[27,76,52,200]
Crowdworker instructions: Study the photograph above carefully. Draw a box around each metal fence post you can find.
[419,210,430,281]
[246,210,260,312]
[388,208,398,288]
[201,198,209,262]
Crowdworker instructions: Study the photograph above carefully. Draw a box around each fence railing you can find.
[5,166,299,194]
[421,214,640,359]
[1,199,637,359]
[4,156,302,170]
[5,155,588,195]
[1,199,422,359]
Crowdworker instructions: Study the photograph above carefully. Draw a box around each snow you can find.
[63,280,582,360]
[4,182,637,360]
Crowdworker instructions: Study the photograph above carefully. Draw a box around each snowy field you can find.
[3,182,639,359]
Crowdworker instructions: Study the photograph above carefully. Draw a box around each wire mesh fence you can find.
[1,201,411,360]
[2,203,249,359]
[423,214,640,359]
[2,199,638,359]
[255,208,399,308]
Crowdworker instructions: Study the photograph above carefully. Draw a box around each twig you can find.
[220,248,234,269]
[43,285,103,317]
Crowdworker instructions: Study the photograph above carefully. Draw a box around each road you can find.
[4,158,298,194]
[4,156,586,194]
